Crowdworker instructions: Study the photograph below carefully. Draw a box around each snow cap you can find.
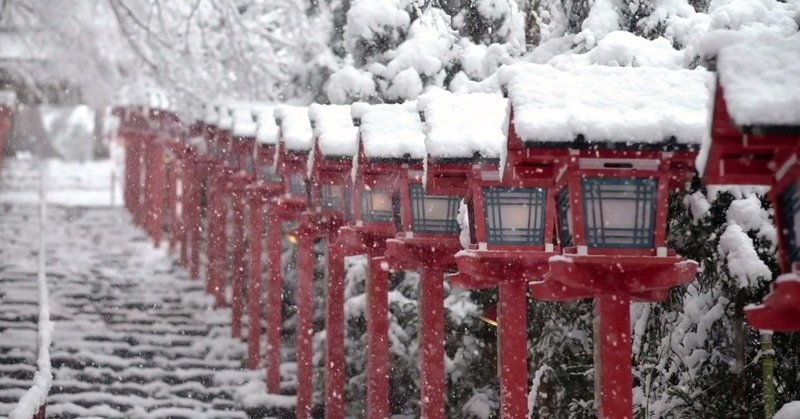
[275,105,313,152]
[417,88,508,159]
[217,103,235,130]
[232,107,258,138]
[255,106,279,145]
[202,103,220,125]
[308,104,359,157]
[717,33,800,127]
[498,63,712,146]
[353,101,426,160]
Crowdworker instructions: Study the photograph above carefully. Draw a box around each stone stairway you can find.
[0,158,296,418]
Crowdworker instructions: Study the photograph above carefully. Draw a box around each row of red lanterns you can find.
[113,57,799,419]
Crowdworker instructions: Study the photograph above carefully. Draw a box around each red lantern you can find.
[244,106,284,370]
[263,105,313,394]
[227,106,262,339]
[701,37,800,331]
[0,91,17,172]
[341,102,424,418]
[295,104,358,419]
[497,64,705,419]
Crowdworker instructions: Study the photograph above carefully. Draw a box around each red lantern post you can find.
[244,107,283,370]
[348,102,423,419]
[701,37,800,331]
[141,101,179,247]
[184,107,221,282]
[492,64,705,419]
[442,89,595,418]
[294,104,357,419]
[176,122,205,268]
[0,91,17,171]
[263,105,313,393]
[225,106,264,339]
[206,103,239,307]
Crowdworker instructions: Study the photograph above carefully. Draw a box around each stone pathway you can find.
[0,158,295,418]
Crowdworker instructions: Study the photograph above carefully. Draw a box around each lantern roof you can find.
[498,63,712,148]
[352,101,426,160]
[308,104,359,157]
[275,105,313,152]
[717,33,800,128]
[416,88,507,160]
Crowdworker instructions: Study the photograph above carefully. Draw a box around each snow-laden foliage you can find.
[632,182,799,418]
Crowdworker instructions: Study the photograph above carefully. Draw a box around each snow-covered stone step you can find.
[0,159,297,419]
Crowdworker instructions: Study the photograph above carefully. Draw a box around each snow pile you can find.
[382,9,458,101]
[775,401,800,419]
[345,0,410,55]
[275,105,313,152]
[417,88,508,159]
[326,66,376,104]
[203,103,219,125]
[255,107,279,145]
[498,63,712,145]
[352,101,426,160]
[550,31,685,69]
[308,104,358,157]
[457,199,470,249]
[232,107,257,138]
[718,192,775,288]
[574,0,623,49]
[716,33,800,126]
[217,104,234,130]
[691,0,799,59]
[0,90,17,105]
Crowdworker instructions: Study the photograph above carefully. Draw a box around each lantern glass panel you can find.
[409,184,460,234]
[483,187,547,245]
[289,173,307,196]
[781,181,800,263]
[244,151,255,175]
[322,184,353,219]
[260,165,281,183]
[582,177,657,248]
[227,150,240,168]
[361,190,394,223]
[557,188,573,247]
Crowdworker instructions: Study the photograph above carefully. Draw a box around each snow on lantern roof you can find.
[217,104,234,130]
[716,33,800,127]
[0,90,17,106]
[255,106,279,145]
[416,88,508,159]
[232,107,258,138]
[203,103,219,124]
[497,63,712,147]
[308,104,359,157]
[352,101,426,160]
[275,105,313,152]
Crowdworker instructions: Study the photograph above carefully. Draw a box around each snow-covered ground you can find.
[0,157,294,418]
